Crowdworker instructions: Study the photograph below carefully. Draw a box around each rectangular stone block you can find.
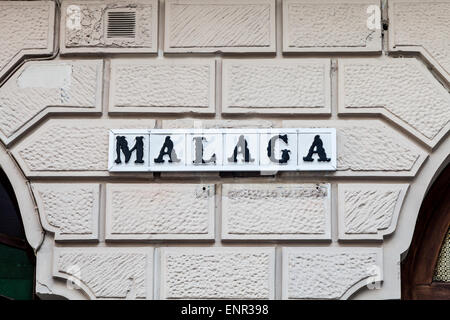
[222,59,331,114]
[32,183,100,241]
[54,247,153,299]
[160,247,275,299]
[105,184,215,240]
[60,0,158,54]
[222,184,331,240]
[283,0,381,53]
[110,59,215,114]
[282,247,383,300]
[164,0,276,53]
[338,184,409,240]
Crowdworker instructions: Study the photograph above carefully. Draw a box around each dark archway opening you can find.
[0,168,35,300]
[401,163,450,299]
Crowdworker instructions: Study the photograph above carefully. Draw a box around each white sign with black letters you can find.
[108,128,336,172]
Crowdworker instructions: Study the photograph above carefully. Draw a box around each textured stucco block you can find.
[53,247,153,299]
[282,247,383,299]
[106,184,215,240]
[60,0,158,53]
[283,0,381,53]
[0,1,55,81]
[160,247,275,299]
[32,184,100,241]
[282,120,427,177]
[222,184,331,240]
[0,60,103,145]
[336,124,424,175]
[338,125,425,175]
[389,0,450,84]
[165,0,276,53]
[339,58,450,147]
[110,59,215,114]
[338,184,409,240]
[222,59,331,114]
[11,119,156,177]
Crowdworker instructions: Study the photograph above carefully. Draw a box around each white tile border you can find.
[108,128,337,172]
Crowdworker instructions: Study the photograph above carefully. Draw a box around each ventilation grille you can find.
[107,11,136,39]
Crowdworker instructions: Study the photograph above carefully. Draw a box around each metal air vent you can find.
[106,10,136,39]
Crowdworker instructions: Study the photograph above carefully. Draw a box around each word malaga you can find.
[108,128,337,172]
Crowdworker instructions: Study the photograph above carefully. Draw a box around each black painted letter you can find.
[193,137,216,165]
[115,136,145,164]
[267,134,291,164]
[154,136,181,163]
[228,135,254,163]
[303,135,331,162]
